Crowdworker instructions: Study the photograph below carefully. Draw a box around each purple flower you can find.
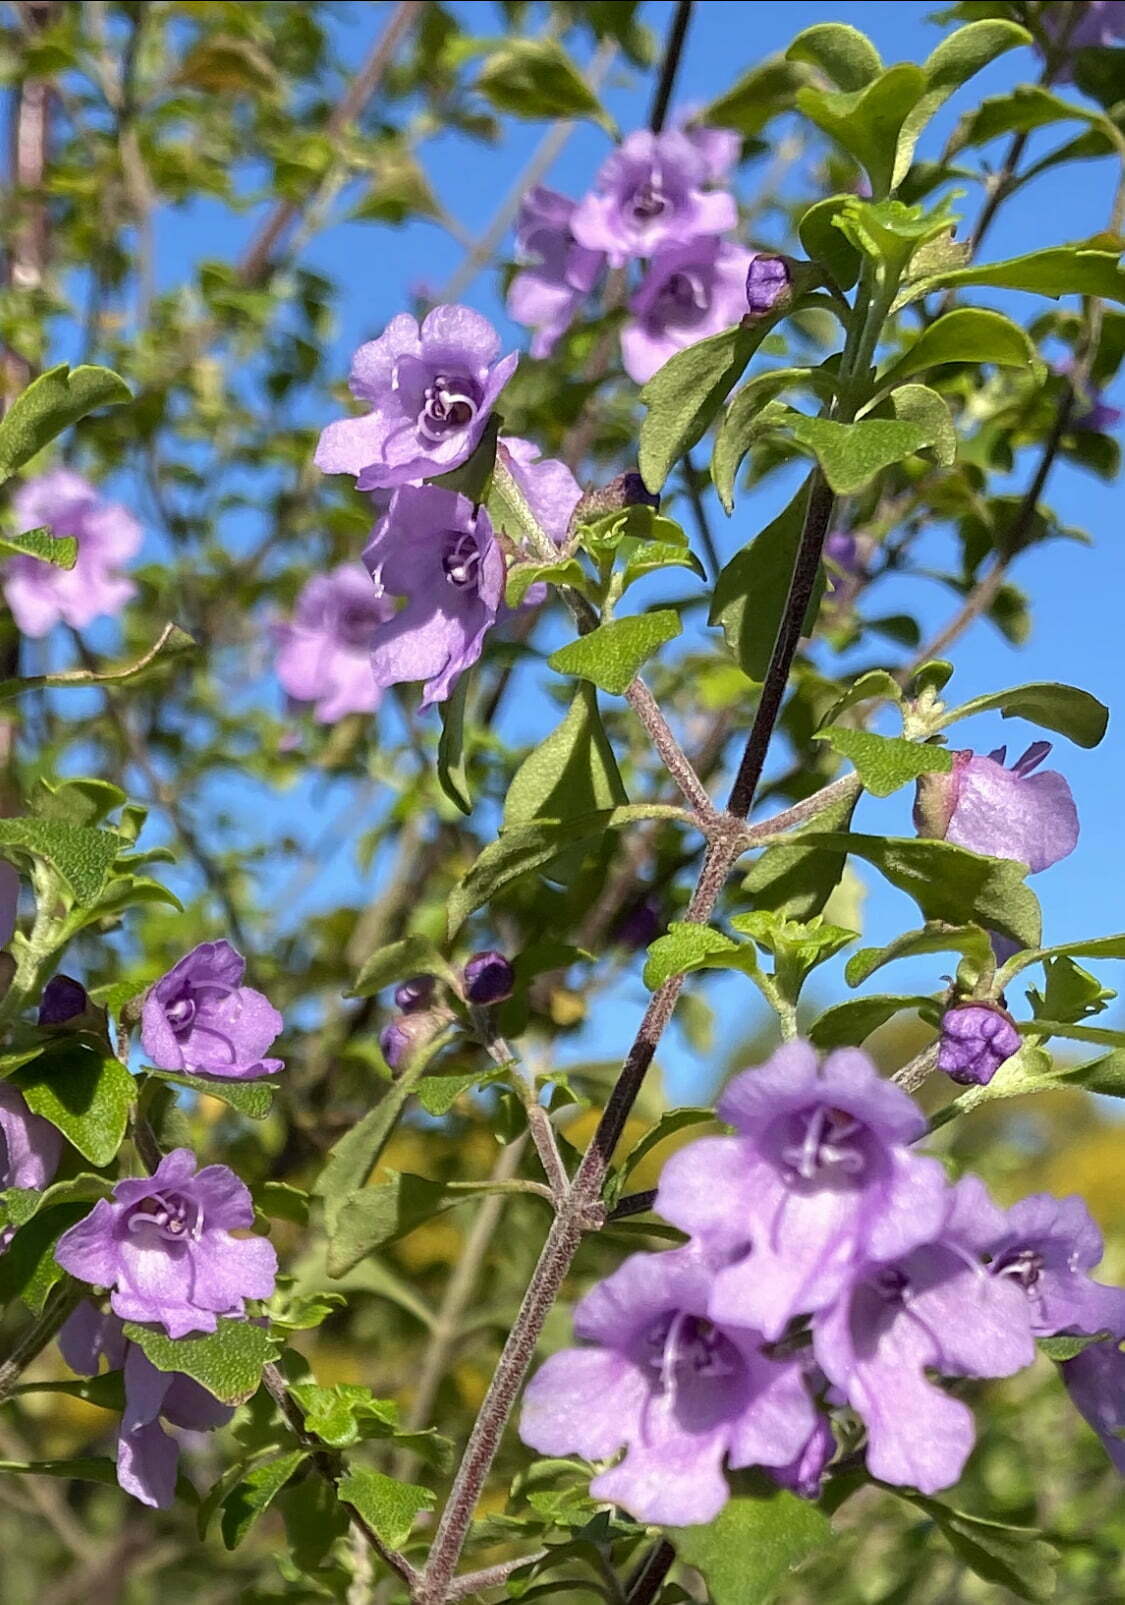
[519,1243,820,1526]
[0,1084,61,1248]
[499,438,581,544]
[615,897,662,952]
[141,941,283,1081]
[1074,392,1122,433]
[507,187,605,358]
[1042,0,1125,78]
[463,950,514,1005]
[1061,1339,1125,1473]
[656,1041,949,1340]
[274,565,394,724]
[60,1301,232,1508]
[570,130,738,269]
[986,1192,1125,1339]
[363,485,505,708]
[745,254,792,317]
[768,1411,836,1500]
[54,1148,277,1338]
[680,121,741,183]
[937,1002,1022,1086]
[0,862,17,949]
[812,1176,1036,1493]
[913,743,1079,874]
[3,469,140,637]
[621,238,755,384]
[315,305,518,491]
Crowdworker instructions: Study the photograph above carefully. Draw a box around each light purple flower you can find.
[986,1192,1125,1339]
[379,1011,439,1073]
[812,1177,1036,1493]
[0,1083,61,1249]
[914,742,1079,874]
[507,187,605,358]
[315,305,518,490]
[141,940,283,1081]
[60,1301,232,1508]
[3,469,140,637]
[1075,392,1122,433]
[621,238,755,384]
[274,565,394,724]
[570,130,738,269]
[656,1040,949,1340]
[519,1243,821,1526]
[363,484,505,707]
[54,1147,277,1338]
[1061,1339,1125,1473]
[937,1002,1022,1086]
[499,438,581,544]
[680,122,741,183]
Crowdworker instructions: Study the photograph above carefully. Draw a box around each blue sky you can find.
[62,2,1125,1099]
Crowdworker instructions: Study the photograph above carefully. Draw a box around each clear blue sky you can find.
[94,2,1125,1099]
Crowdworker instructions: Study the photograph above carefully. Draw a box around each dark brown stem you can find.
[648,1,692,134]
[624,1538,677,1605]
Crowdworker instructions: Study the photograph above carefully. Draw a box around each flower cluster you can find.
[521,1041,1125,1524]
[507,120,781,384]
[2,468,140,637]
[307,309,580,710]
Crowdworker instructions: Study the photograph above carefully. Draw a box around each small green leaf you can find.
[714,383,817,512]
[615,1107,719,1196]
[0,817,120,905]
[787,23,882,90]
[505,683,627,825]
[506,557,588,607]
[893,20,1031,185]
[704,56,812,137]
[337,1466,436,1550]
[672,1471,831,1604]
[0,363,131,482]
[143,1067,275,1121]
[0,1204,88,1310]
[122,1317,280,1405]
[639,323,765,493]
[888,382,957,466]
[799,195,862,291]
[1038,1331,1110,1362]
[0,525,77,569]
[938,681,1108,748]
[313,1057,435,1226]
[815,728,951,797]
[787,414,939,494]
[952,85,1097,150]
[548,610,681,696]
[901,242,1125,310]
[475,39,605,122]
[642,922,749,990]
[14,1039,134,1165]
[796,65,927,197]
[902,1495,1059,1605]
[809,993,936,1049]
[414,1066,509,1116]
[878,308,1038,392]
[821,670,902,725]
[0,1172,111,1230]
[220,1450,307,1551]
[1059,1050,1125,1098]
[846,922,992,986]
[290,1383,396,1449]
[437,670,473,815]
[10,1372,126,1410]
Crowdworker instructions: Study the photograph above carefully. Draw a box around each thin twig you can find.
[444,1551,550,1602]
[624,1538,677,1605]
[647,1,692,136]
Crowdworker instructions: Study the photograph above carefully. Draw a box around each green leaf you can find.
[0,817,120,905]
[291,1383,396,1449]
[893,20,1031,186]
[326,1174,453,1276]
[704,56,812,137]
[220,1450,307,1551]
[809,992,935,1049]
[143,1067,275,1121]
[742,780,859,920]
[796,66,927,197]
[1022,1019,1125,1048]
[14,1039,134,1165]
[0,1204,88,1310]
[815,728,951,797]
[1059,1050,1125,1098]
[1028,954,1114,1025]
[937,681,1108,748]
[122,1317,280,1405]
[887,382,957,467]
[437,670,473,815]
[787,414,939,495]
[952,85,1097,150]
[447,805,690,935]
[9,1372,126,1410]
[1000,932,1125,980]
[1038,1331,1111,1363]
[312,1059,434,1226]
[846,922,992,986]
[337,1466,436,1550]
[0,1172,111,1230]
[711,479,814,681]
[795,833,1041,947]
[349,934,456,999]
[799,196,862,291]
[505,683,627,826]
[904,1495,1059,1604]
[821,669,902,726]
[901,243,1125,310]
[0,525,76,569]
[0,1456,126,1489]
[639,324,765,494]
[548,610,681,696]
[475,39,605,122]
[714,383,818,513]
[642,922,751,990]
[672,1471,831,1604]
[614,1107,719,1194]
[0,364,131,482]
[414,1066,508,1116]
[787,23,882,90]
[879,308,1038,393]
[506,557,588,608]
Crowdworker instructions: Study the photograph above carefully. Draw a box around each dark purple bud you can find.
[394,974,435,1013]
[615,898,662,952]
[379,1011,439,1074]
[38,974,90,1026]
[571,471,660,531]
[745,253,792,317]
[937,1002,1022,1086]
[463,950,514,1006]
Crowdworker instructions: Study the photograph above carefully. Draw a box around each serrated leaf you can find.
[14,1038,134,1165]
[815,728,951,797]
[220,1450,307,1551]
[0,525,76,568]
[787,414,939,494]
[938,681,1108,748]
[672,1471,832,1604]
[337,1466,435,1550]
[505,683,627,826]
[0,817,120,905]
[809,992,936,1049]
[0,363,131,482]
[821,669,902,725]
[143,1067,275,1121]
[475,39,604,122]
[122,1317,279,1405]
[290,1383,397,1449]
[548,610,681,696]
[846,922,992,986]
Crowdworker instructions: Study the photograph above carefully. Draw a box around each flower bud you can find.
[745,253,792,318]
[571,472,660,530]
[614,898,662,952]
[38,974,91,1026]
[394,974,435,1013]
[463,950,515,1006]
[379,1011,440,1074]
[937,1001,1021,1086]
